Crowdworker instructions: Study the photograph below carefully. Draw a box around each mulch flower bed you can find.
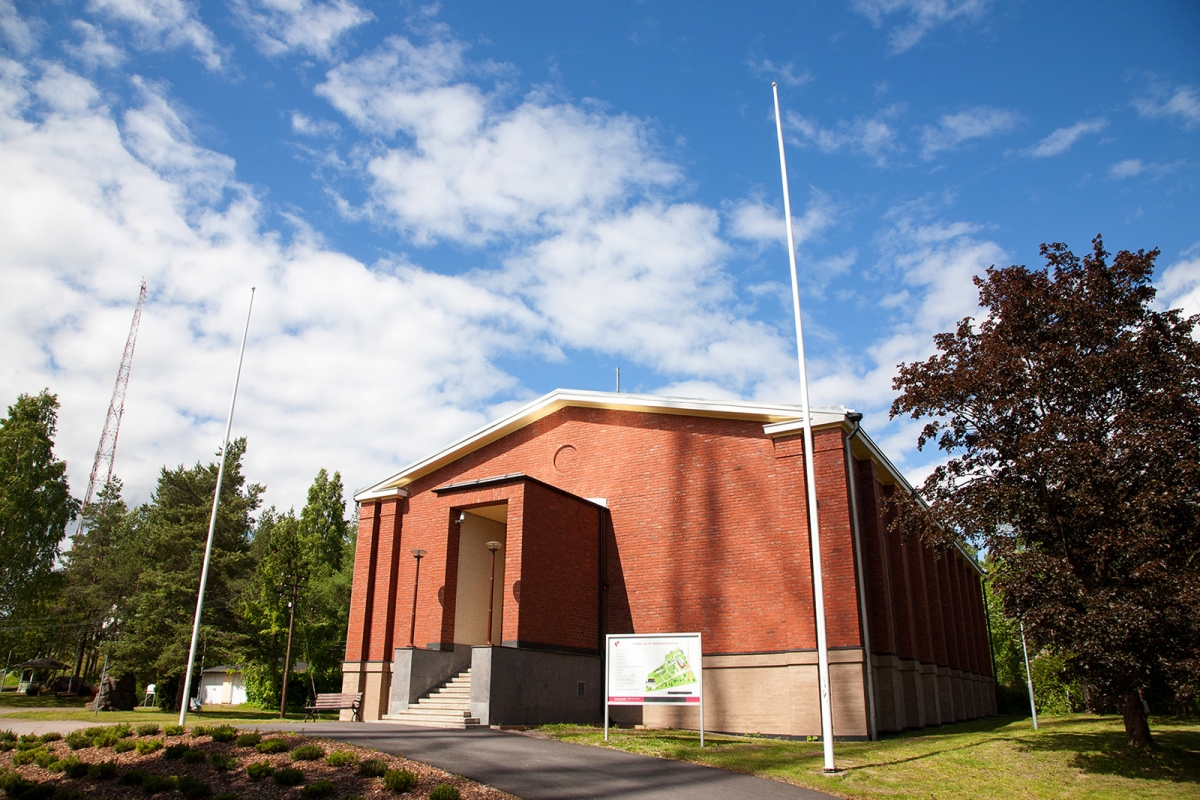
[0,724,518,800]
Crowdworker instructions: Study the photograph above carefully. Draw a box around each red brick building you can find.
[344,389,996,737]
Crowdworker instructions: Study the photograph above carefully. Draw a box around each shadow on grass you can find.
[0,694,89,709]
[1016,726,1200,785]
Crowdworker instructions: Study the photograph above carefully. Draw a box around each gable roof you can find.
[354,388,849,500]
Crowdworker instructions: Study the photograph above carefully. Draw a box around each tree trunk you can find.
[1122,691,1152,747]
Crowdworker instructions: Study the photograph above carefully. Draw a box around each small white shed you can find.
[199,666,247,706]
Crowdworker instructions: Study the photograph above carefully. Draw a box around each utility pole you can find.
[280,574,300,719]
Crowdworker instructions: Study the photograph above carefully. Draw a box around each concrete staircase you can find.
[384,669,480,729]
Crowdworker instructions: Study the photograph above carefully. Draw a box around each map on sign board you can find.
[606,633,701,705]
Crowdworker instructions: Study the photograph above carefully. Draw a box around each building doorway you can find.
[454,505,507,645]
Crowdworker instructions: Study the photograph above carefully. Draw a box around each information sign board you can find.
[604,632,703,745]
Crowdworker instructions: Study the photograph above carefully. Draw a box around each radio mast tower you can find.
[80,280,147,519]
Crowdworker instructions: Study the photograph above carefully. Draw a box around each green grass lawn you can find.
[0,696,333,725]
[0,693,89,710]
[540,714,1200,799]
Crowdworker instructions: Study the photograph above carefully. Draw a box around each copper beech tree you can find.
[891,236,1200,747]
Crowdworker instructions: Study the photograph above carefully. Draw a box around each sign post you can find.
[605,633,704,747]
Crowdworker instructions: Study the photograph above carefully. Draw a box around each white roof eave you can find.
[353,388,846,501]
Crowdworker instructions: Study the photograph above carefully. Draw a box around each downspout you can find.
[844,412,878,740]
[981,573,998,713]
[598,506,605,707]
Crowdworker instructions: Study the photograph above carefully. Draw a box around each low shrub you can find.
[234,732,260,748]
[141,774,177,794]
[429,784,460,800]
[358,758,387,777]
[163,743,188,760]
[0,730,16,742]
[136,723,160,737]
[12,748,40,766]
[111,723,134,739]
[209,725,238,744]
[301,779,336,799]
[92,731,119,748]
[163,725,186,737]
[175,775,212,799]
[57,789,85,800]
[118,769,146,786]
[38,732,61,743]
[64,732,91,751]
[212,794,238,800]
[17,737,44,751]
[181,748,206,765]
[191,726,210,738]
[383,768,418,793]
[255,738,289,754]
[0,773,38,798]
[246,760,274,781]
[17,734,38,745]
[113,739,136,754]
[325,750,359,767]
[48,756,86,778]
[0,742,12,752]
[290,744,324,761]
[134,738,163,755]
[88,760,118,780]
[272,767,305,787]
[33,749,57,769]
[208,753,239,772]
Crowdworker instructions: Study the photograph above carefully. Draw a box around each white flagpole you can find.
[179,287,256,726]
[1020,621,1038,730]
[773,82,836,773]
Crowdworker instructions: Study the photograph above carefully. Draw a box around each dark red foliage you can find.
[891,235,1200,746]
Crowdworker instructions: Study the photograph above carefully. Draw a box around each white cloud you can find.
[1134,83,1200,130]
[747,57,813,87]
[1107,158,1184,181]
[1159,250,1200,320]
[291,112,339,137]
[920,106,1019,159]
[851,0,991,53]
[503,203,792,389]
[88,0,226,71]
[0,59,539,508]
[232,0,373,60]
[69,20,127,69]
[784,108,900,166]
[1,0,35,55]
[1109,158,1144,179]
[1022,118,1106,158]
[801,210,1005,472]
[727,193,837,248]
[318,36,680,246]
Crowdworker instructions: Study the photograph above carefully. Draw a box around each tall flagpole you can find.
[773,82,836,772]
[179,288,256,726]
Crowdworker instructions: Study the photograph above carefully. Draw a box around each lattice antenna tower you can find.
[80,280,147,519]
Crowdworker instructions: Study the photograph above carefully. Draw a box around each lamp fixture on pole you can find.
[485,541,502,646]
[409,549,427,648]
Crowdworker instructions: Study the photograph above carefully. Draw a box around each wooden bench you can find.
[304,692,363,722]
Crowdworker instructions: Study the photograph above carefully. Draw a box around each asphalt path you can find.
[0,715,839,800]
[269,722,838,800]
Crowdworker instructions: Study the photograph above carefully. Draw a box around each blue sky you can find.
[1,0,1197,511]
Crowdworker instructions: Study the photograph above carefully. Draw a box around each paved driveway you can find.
[268,722,837,800]
[0,715,838,800]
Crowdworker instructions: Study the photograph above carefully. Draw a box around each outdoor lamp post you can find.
[409,549,427,648]
[485,541,502,646]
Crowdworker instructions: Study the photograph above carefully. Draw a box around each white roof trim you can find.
[354,388,847,500]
